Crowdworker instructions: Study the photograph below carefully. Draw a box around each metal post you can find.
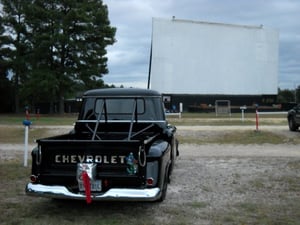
[255,109,259,131]
[240,106,247,122]
[23,119,32,167]
[24,126,29,167]
[179,103,183,119]
[241,109,244,122]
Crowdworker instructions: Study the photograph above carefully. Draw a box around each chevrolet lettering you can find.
[26,88,179,203]
[54,155,127,164]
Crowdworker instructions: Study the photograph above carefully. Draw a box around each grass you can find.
[0,114,77,144]
[0,114,77,126]
[187,201,208,209]
[2,125,297,145]
[210,161,300,225]
[178,130,300,145]
[0,112,288,126]
[168,112,287,126]
[215,199,300,225]
[0,126,51,143]
[0,113,293,145]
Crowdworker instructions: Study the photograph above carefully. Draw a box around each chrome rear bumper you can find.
[26,183,161,201]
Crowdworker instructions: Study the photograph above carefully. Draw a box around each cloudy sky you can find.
[102,0,300,90]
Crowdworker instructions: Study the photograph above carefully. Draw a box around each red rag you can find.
[82,171,92,204]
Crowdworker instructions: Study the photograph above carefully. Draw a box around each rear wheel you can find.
[157,169,169,202]
[158,178,168,202]
[288,117,298,131]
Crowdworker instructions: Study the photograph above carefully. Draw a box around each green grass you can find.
[0,114,77,126]
[0,126,53,143]
[0,113,295,144]
[0,112,288,126]
[187,201,208,209]
[178,130,299,145]
[1,125,295,145]
[170,117,287,126]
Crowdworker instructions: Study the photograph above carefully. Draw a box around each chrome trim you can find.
[26,183,161,201]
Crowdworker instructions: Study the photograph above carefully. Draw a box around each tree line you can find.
[277,87,300,104]
[0,0,116,114]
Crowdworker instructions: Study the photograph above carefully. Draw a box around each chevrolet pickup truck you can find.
[26,88,179,203]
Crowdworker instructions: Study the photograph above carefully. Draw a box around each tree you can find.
[0,0,31,113]
[0,14,14,112]
[295,85,300,103]
[1,0,116,114]
[277,88,295,103]
[25,0,116,113]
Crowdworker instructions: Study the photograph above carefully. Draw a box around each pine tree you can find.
[25,0,116,113]
[0,14,14,112]
[1,0,116,113]
[0,0,31,113]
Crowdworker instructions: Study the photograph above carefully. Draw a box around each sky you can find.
[102,0,300,90]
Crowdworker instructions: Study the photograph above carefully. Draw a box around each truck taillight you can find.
[146,177,154,186]
[146,161,158,186]
[30,175,38,183]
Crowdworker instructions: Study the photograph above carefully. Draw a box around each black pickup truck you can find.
[287,104,300,131]
[26,88,179,202]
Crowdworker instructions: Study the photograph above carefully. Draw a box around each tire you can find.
[158,179,168,202]
[157,170,169,202]
[176,139,179,157]
[288,117,298,131]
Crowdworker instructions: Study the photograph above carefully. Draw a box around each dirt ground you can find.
[0,125,299,224]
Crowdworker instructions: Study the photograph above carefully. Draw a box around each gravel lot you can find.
[1,125,299,224]
[167,125,300,224]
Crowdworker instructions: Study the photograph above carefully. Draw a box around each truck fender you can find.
[148,140,169,157]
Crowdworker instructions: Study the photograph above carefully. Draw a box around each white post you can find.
[179,102,183,113]
[179,103,183,119]
[24,126,29,167]
[240,106,247,122]
[241,109,245,122]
